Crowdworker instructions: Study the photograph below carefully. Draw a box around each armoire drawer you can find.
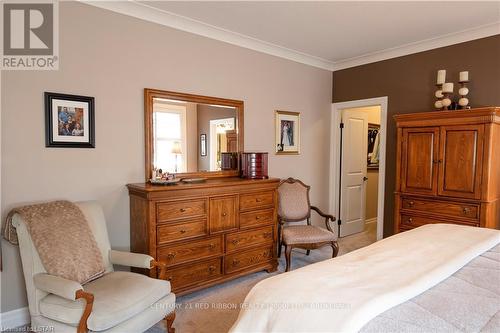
[400,214,479,230]
[240,191,274,211]
[239,208,274,229]
[225,247,273,274]
[401,197,479,220]
[225,226,273,253]
[157,219,207,245]
[157,199,207,222]
[157,236,223,266]
[166,258,222,291]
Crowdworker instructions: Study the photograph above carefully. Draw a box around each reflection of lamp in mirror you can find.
[171,141,182,173]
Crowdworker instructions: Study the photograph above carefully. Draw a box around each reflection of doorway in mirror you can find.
[153,102,187,173]
[209,118,235,171]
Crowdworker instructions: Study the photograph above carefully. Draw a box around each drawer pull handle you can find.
[180,208,186,212]
[222,212,227,217]
[264,232,272,238]
[180,229,187,234]
[256,198,262,202]
[167,276,173,281]
[232,259,240,266]
[208,265,216,273]
[462,207,470,214]
[232,239,240,245]
[167,252,176,259]
[407,218,413,223]
[208,243,216,249]
[408,201,415,207]
[255,216,261,220]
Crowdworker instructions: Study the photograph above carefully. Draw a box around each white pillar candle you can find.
[459,71,469,82]
[436,70,446,84]
[442,82,454,93]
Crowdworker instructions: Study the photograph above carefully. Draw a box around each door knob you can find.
[363,176,368,181]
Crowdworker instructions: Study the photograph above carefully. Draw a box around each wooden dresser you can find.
[127,177,280,294]
[394,107,500,233]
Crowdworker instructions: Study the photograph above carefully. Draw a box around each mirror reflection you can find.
[153,98,238,173]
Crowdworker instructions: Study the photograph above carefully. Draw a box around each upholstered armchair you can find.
[278,178,339,271]
[13,201,176,333]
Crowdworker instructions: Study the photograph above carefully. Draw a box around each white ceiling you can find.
[88,1,500,70]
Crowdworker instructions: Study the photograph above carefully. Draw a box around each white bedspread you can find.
[230,224,500,333]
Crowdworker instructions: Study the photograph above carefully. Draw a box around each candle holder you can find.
[434,84,444,110]
[441,91,452,110]
[458,80,470,109]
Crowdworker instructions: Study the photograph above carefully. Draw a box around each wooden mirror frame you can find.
[144,88,244,181]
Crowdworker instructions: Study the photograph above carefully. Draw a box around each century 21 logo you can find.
[3,3,54,55]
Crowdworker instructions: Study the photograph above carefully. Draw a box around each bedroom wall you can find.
[0,2,332,313]
[332,34,500,237]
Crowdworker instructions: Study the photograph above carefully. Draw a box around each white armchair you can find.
[13,201,176,333]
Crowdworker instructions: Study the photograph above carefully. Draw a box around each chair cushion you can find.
[278,181,310,220]
[282,225,335,245]
[39,271,171,331]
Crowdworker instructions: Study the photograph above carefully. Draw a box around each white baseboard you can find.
[366,217,377,225]
[0,307,30,330]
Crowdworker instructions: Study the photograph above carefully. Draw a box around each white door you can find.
[340,109,368,237]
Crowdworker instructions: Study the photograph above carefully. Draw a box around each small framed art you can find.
[275,110,300,155]
[200,134,207,156]
[45,92,95,148]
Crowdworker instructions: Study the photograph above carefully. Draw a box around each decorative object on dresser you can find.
[434,69,445,110]
[277,178,339,272]
[44,92,95,148]
[240,152,269,179]
[275,110,300,154]
[127,177,280,294]
[221,152,238,170]
[394,107,500,233]
[458,71,470,109]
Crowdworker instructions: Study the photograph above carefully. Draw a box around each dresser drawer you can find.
[209,196,238,233]
[158,236,223,266]
[157,219,207,245]
[240,191,274,211]
[225,247,273,274]
[400,214,479,230]
[157,199,207,222]
[226,226,273,253]
[401,197,479,220]
[166,258,222,291]
[240,208,274,229]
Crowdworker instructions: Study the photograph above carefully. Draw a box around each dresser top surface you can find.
[127,177,280,192]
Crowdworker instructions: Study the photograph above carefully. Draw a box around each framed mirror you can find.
[144,89,244,181]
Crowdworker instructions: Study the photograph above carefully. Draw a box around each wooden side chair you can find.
[277,178,339,271]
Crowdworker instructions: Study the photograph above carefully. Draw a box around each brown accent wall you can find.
[332,35,500,237]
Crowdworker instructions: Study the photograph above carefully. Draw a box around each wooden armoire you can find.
[394,107,500,233]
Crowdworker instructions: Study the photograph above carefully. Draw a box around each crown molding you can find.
[331,22,500,71]
[83,0,335,71]
[83,1,499,72]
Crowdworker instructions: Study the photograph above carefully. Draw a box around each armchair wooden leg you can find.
[285,245,292,272]
[332,241,339,258]
[165,311,176,333]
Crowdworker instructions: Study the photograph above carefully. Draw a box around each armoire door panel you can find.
[401,127,439,195]
[438,125,484,199]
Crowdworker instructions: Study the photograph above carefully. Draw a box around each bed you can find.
[230,224,500,332]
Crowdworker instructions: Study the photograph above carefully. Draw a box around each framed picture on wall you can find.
[200,134,207,156]
[45,92,95,148]
[275,110,300,155]
[368,123,380,169]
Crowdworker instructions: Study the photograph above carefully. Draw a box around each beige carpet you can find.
[149,223,377,333]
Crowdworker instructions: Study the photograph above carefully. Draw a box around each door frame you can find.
[330,97,388,240]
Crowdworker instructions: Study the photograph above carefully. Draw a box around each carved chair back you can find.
[277,178,311,224]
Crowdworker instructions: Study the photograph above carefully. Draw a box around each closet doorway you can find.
[330,97,388,240]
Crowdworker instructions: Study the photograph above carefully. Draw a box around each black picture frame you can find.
[200,134,207,156]
[45,92,95,148]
